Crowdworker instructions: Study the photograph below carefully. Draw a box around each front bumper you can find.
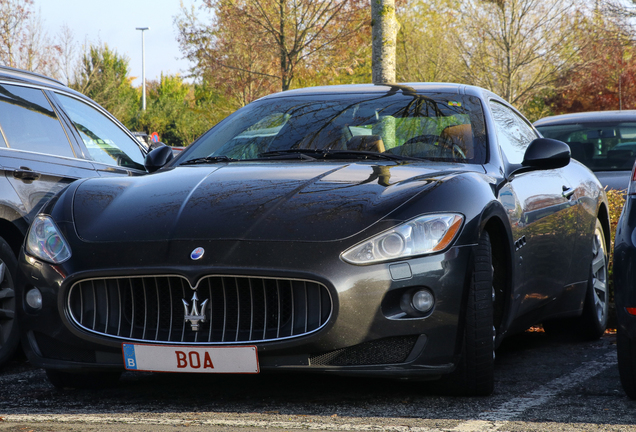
[17,240,474,379]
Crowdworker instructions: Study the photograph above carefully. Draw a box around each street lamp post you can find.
[136,27,149,111]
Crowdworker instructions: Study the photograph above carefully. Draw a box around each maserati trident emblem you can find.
[182,292,208,331]
[190,247,205,260]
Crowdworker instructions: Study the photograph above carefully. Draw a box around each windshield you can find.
[181,92,487,164]
[536,121,636,172]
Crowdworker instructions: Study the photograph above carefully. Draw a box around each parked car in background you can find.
[612,161,636,399]
[535,111,636,190]
[0,66,148,368]
[17,83,610,396]
[133,131,184,155]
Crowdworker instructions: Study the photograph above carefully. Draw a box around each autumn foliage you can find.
[176,0,368,108]
[548,33,636,113]
[1,0,635,145]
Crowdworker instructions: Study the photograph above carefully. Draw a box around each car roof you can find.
[260,82,499,100]
[0,65,89,100]
[534,110,636,126]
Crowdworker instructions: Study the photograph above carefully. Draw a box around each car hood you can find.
[72,162,477,243]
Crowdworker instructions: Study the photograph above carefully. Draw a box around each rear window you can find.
[0,84,75,158]
[536,122,636,171]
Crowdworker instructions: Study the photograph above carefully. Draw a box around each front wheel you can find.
[0,236,19,368]
[443,231,495,396]
[580,219,609,339]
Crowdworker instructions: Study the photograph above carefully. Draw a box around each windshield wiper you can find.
[181,156,238,165]
[252,152,316,161]
[259,148,424,162]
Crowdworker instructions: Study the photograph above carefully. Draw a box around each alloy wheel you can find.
[591,225,608,324]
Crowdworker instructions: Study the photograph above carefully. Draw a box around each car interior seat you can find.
[439,124,473,159]
[346,135,386,153]
[567,141,594,165]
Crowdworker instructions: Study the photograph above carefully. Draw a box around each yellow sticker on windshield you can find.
[448,101,462,107]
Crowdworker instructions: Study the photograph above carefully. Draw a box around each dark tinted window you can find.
[183,92,488,163]
[55,93,145,169]
[536,121,636,172]
[489,101,537,165]
[0,84,74,157]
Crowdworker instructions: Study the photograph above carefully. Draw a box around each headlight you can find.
[341,214,463,265]
[25,215,71,264]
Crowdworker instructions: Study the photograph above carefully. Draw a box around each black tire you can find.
[45,369,122,390]
[579,219,609,339]
[617,326,636,399]
[444,231,495,396]
[0,236,19,368]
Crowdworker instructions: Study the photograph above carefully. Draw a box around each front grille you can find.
[309,336,418,366]
[68,275,332,344]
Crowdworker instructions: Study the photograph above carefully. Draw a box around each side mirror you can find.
[522,138,570,170]
[144,145,174,173]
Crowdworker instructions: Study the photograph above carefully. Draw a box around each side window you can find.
[0,84,75,158]
[55,93,145,169]
[489,101,537,165]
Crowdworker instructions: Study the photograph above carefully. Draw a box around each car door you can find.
[0,83,98,222]
[48,91,147,178]
[490,101,578,319]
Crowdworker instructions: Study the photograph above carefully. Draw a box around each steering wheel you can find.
[403,134,445,147]
[450,143,466,159]
[398,134,466,159]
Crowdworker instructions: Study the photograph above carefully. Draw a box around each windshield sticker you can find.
[448,101,462,107]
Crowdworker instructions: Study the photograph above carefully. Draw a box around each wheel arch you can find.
[475,200,515,342]
[482,215,512,336]
[597,201,611,252]
[0,211,28,257]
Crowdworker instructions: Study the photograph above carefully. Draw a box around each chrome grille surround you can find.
[67,275,333,344]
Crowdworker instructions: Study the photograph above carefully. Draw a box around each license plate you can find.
[122,343,259,373]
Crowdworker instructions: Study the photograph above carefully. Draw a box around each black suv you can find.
[0,66,148,366]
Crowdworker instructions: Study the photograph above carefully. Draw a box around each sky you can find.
[34,0,198,86]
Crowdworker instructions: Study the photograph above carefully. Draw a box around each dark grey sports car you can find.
[17,83,610,395]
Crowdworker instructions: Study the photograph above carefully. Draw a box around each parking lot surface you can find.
[0,330,633,431]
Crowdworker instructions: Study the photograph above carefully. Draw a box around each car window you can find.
[55,93,145,169]
[0,84,75,158]
[489,101,537,165]
[536,121,636,172]
[183,92,488,163]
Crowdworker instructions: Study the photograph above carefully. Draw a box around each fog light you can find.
[412,289,434,313]
[26,288,42,310]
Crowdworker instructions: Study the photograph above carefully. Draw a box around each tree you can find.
[176,0,367,105]
[396,0,460,83]
[451,0,586,111]
[70,44,139,125]
[0,0,60,76]
[547,26,636,113]
[601,0,636,23]
[371,0,398,83]
[176,1,279,109]
[56,24,79,86]
[134,74,215,147]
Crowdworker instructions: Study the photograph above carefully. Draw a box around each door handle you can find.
[13,166,41,181]
[562,185,575,199]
